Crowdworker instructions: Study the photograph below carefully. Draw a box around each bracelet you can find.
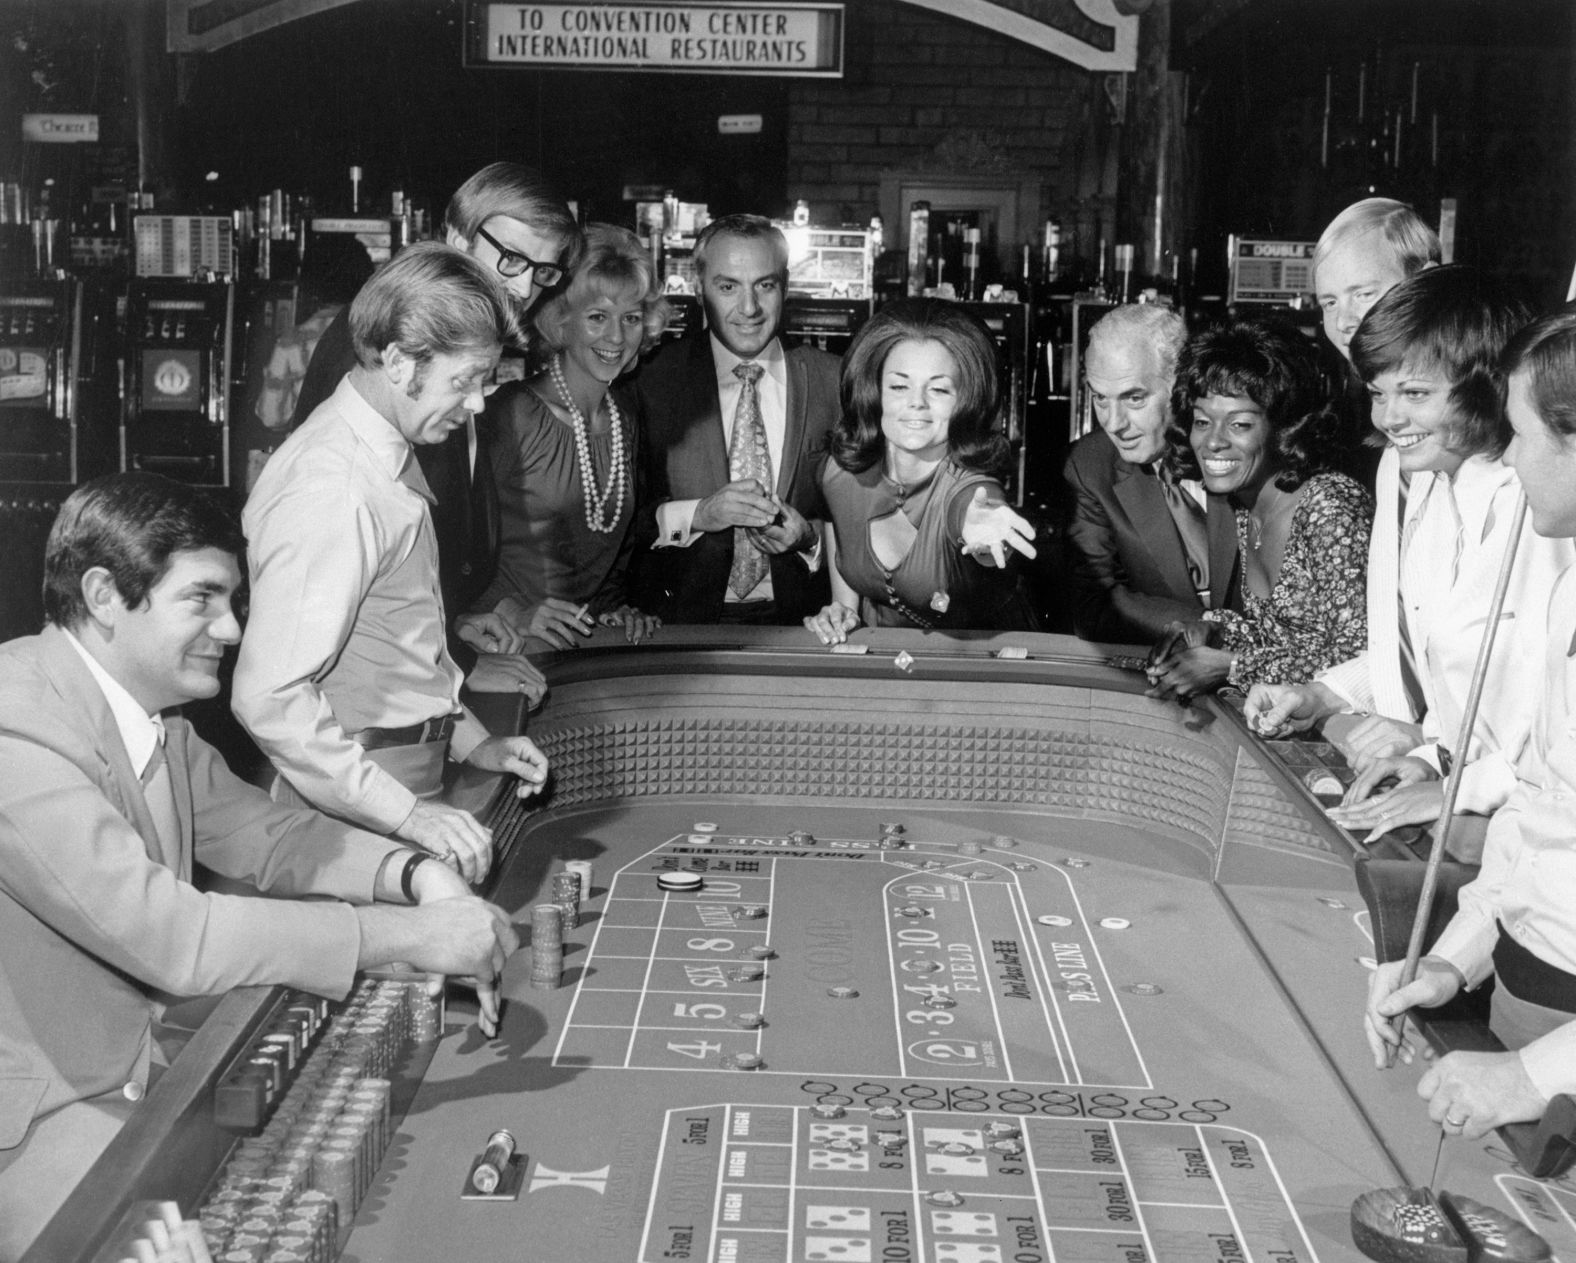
[399,850,432,903]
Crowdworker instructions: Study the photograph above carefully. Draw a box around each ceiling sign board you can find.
[464,3,844,76]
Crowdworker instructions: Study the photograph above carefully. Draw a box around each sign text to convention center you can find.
[465,3,844,76]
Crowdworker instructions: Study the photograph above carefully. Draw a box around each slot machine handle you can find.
[1500,1094,1576,1179]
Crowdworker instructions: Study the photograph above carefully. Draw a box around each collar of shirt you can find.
[334,376,436,503]
[710,332,787,392]
[63,628,166,778]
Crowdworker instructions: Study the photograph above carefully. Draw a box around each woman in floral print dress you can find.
[1145,318,1372,700]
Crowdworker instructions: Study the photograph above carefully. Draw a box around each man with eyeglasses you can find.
[291,163,580,698]
[237,243,550,888]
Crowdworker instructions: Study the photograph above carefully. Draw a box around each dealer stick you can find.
[1397,491,1525,1190]
[1398,491,1527,991]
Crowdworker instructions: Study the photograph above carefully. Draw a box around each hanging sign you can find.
[22,114,99,144]
[465,3,844,76]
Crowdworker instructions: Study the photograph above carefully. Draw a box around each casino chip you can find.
[1037,915,1073,927]
[982,1122,1020,1140]
[958,841,982,856]
[657,872,703,892]
[693,822,718,832]
[734,1012,765,1029]
[936,1142,975,1156]
[826,986,859,999]
[728,1053,763,1071]
[686,834,714,845]
[921,995,956,1009]
[993,835,1018,848]
[1063,857,1090,868]
[925,1190,965,1207]
[811,1104,846,1119]
[1126,983,1164,996]
[874,1131,905,1147]
[1099,917,1131,929]
[736,905,769,920]
[748,945,775,959]
[869,1105,905,1122]
[894,905,926,918]
[825,1138,861,1152]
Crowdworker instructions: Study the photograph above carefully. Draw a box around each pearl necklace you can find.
[549,355,626,534]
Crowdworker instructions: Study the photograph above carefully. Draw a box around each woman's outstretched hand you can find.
[960,488,1038,568]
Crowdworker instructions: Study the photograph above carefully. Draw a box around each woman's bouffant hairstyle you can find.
[533,223,669,358]
[1168,317,1341,490]
[1350,264,1532,458]
[833,298,1008,478]
[1501,306,1576,442]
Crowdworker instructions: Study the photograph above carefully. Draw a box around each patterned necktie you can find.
[140,733,181,860]
[727,361,772,599]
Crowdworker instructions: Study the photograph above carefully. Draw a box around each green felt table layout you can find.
[31,630,1576,1263]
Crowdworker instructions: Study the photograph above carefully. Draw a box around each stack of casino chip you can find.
[531,903,564,989]
[551,871,581,930]
[190,979,424,1261]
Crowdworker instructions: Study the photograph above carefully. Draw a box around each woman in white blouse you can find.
[1244,266,1573,841]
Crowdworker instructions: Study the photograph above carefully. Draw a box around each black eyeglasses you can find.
[474,225,564,286]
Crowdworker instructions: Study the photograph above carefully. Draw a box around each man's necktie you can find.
[727,361,772,599]
[1156,467,1212,600]
[140,735,181,860]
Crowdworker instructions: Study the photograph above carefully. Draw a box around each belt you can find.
[346,713,459,750]
[1494,920,1576,1013]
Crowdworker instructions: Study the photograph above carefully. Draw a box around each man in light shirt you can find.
[235,243,548,884]
[0,473,517,1259]
[633,214,840,625]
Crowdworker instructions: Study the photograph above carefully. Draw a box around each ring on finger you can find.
[1445,1113,1468,1128]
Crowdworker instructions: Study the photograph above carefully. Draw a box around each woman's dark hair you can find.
[1502,306,1576,442]
[44,472,244,627]
[1169,317,1341,490]
[1349,264,1531,458]
[833,298,1008,477]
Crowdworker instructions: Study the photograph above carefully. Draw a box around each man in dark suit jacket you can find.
[290,163,579,693]
[0,474,518,1258]
[633,214,840,625]
[1063,304,1240,644]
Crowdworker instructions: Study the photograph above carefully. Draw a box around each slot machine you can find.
[121,280,235,485]
[0,277,108,640]
[956,300,1030,501]
[0,278,88,484]
[782,296,870,357]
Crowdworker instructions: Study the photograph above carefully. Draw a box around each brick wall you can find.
[787,0,1091,230]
